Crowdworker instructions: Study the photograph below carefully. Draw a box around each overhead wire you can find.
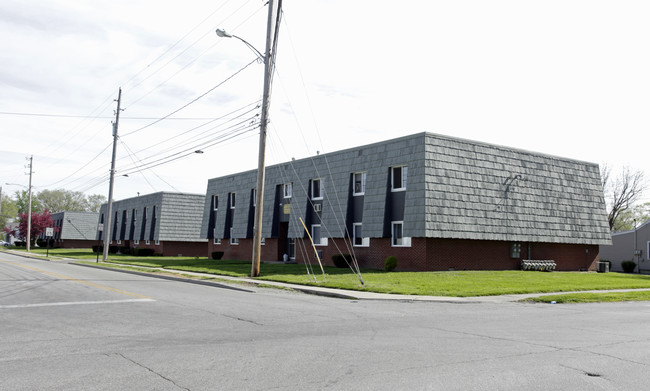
[17,2,265,197]
[121,58,258,138]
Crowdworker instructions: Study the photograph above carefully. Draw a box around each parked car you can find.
[0,240,9,247]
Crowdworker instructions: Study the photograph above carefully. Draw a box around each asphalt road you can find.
[2,252,650,390]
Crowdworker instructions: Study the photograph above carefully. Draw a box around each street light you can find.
[216,0,281,277]
[215,29,264,61]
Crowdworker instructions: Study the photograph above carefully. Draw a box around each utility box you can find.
[597,261,609,273]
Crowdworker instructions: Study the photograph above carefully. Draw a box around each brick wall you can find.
[56,239,95,249]
[206,236,599,272]
[159,241,208,257]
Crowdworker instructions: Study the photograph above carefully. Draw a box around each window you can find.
[288,238,296,260]
[510,243,522,258]
[155,240,160,245]
[116,240,122,245]
[261,237,266,245]
[212,195,219,211]
[311,224,327,246]
[391,221,411,247]
[252,189,257,207]
[391,166,408,191]
[213,228,221,245]
[145,240,150,245]
[134,240,139,245]
[353,172,366,196]
[230,227,239,245]
[311,179,323,200]
[283,183,292,199]
[353,223,369,247]
[229,193,236,209]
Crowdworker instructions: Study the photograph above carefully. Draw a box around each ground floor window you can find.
[288,238,296,260]
[230,227,239,245]
[510,242,521,258]
[353,223,369,247]
[391,221,410,247]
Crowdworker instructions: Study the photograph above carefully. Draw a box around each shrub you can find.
[385,256,398,272]
[211,251,224,260]
[108,245,120,254]
[332,254,353,268]
[133,248,155,257]
[621,261,637,273]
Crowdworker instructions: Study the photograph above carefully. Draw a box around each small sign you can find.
[283,204,291,214]
[45,227,54,237]
[98,223,104,232]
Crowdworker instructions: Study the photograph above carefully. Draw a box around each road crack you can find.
[111,353,190,390]
[222,313,264,326]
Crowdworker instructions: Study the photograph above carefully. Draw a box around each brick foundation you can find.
[208,236,600,272]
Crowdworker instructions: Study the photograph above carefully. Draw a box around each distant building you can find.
[200,132,611,271]
[98,192,207,257]
[600,221,650,272]
[50,211,99,248]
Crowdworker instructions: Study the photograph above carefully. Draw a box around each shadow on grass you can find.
[103,257,371,278]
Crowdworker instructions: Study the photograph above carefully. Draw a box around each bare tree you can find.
[601,164,647,230]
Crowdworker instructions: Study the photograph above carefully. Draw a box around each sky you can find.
[1,0,648,204]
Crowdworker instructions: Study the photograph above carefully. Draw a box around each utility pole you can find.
[102,88,122,262]
[26,156,33,252]
[251,0,282,277]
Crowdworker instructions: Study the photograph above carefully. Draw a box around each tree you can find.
[14,189,43,215]
[1,196,18,239]
[37,189,87,213]
[84,194,107,213]
[601,164,647,231]
[611,202,650,231]
[6,209,56,247]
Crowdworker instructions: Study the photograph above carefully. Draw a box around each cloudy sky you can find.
[1,0,648,203]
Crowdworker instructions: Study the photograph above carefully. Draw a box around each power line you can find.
[0,111,239,120]
[121,58,259,138]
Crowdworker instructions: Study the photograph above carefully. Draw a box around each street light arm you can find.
[216,29,265,61]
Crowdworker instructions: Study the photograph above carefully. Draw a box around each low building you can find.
[200,132,612,271]
[600,221,650,272]
[51,211,99,248]
[98,192,207,257]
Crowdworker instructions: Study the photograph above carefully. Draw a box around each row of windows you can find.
[212,221,410,248]
[114,239,159,245]
[211,166,408,211]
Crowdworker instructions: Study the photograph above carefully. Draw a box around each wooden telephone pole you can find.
[102,88,122,262]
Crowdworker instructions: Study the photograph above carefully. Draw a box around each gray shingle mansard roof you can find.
[98,192,206,242]
[52,211,99,240]
[201,132,612,245]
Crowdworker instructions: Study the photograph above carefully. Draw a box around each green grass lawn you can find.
[524,290,650,303]
[10,247,650,299]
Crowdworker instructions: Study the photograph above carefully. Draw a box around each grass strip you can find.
[12,248,650,299]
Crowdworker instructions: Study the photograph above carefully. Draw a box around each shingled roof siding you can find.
[159,193,205,241]
[100,192,206,243]
[52,211,99,240]
[200,132,610,245]
[423,133,611,245]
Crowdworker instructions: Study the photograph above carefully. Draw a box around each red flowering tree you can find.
[6,209,56,247]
